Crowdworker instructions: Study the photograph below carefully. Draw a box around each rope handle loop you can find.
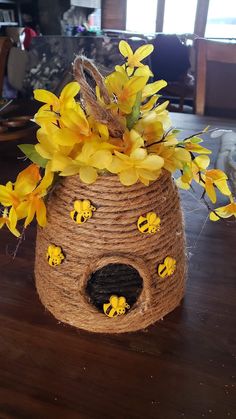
[73,55,124,138]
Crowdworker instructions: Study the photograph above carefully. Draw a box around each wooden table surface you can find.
[0,112,235,419]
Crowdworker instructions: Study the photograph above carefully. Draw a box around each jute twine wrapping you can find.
[35,171,187,333]
[34,56,186,333]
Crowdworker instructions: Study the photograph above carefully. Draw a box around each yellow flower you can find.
[210,196,236,221]
[136,106,171,135]
[142,80,167,100]
[141,95,159,112]
[105,70,147,114]
[202,169,231,203]
[108,130,164,186]
[175,154,210,189]
[0,207,20,237]
[0,164,41,207]
[119,40,154,70]
[181,139,211,154]
[56,141,114,184]
[60,104,90,135]
[35,124,79,167]
[0,164,53,233]
[16,170,53,227]
[163,147,191,173]
[136,118,164,143]
[34,81,80,126]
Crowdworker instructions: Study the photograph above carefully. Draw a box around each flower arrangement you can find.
[0,40,235,238]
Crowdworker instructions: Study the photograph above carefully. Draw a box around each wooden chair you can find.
[0,37,13,97]
[194,38,236,116]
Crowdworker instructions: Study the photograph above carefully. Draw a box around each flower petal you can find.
[119,40,133,58]
[79,166,97,184]
[142,80,167,99]
[34,89,59,107]
[130,148,147,161]
[134,44,154,62]
[214,179,231,196]
[209,211,220,221]
[15,164,41,196]
[194,155,210,170]
[205,180,216,203]
[89,150,113,170]
[107,156,126,173]
[24,199,36,227]
[138,155,164,170]
[59,81,80,102]
[119,168,138,186]
[36,198,47,227]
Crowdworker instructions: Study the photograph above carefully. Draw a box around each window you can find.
[125,0,236,38]
[163,0,197,34]
[205,0,236,38]
[126,0,158,34]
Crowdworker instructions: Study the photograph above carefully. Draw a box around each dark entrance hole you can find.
[86,263,143,312]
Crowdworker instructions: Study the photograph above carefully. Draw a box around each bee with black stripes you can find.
[46,244,65,267]
[158,256,176,278]
[70,199,96,224]
[137,212,161,234]
[103,295,130,318]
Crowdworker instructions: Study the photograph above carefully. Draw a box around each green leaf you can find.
[189,136,203,144]
[18,144,48,168]
[126,91,142,130]
[171,129,181,135]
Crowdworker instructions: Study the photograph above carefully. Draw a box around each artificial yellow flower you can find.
[115,63,153,79]
[16,170,54,227]
[0,164,53,231]
[210,196,236,221]
[0,164,41,208]
[34,81,80,126]
[141,95,159,112]
[60,104,90,135]
[162,146,191,174]
[175,154,210,189]
[119,40,154,70]
[105,70,147,114]
[108,149,164,186]
[56,141,114,184]
[0,207,20,237]
[201,169,231,203]
[137,106,171,134]
[107,130,164,186]
[142,80,167,100]
[181,138,211,154]
[35,123,80,164]
[134,65,154,78]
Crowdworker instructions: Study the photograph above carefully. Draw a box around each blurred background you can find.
[0,0,236,117]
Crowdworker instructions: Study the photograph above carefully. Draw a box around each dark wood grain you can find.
[0,113,235,419]
[101,0,127,30]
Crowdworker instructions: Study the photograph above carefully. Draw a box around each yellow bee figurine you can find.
[103,295,130,318]
[158,256,176,278]
[70,199,96,224]
[137,212,161,234]
[46,244,65,267]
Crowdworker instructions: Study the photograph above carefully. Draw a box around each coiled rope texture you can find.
[35,171,187,333]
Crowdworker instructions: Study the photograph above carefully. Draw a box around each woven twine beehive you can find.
[34,56,187,333]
